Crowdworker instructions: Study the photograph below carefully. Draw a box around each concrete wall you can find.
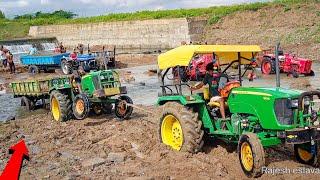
[28,18,207,51]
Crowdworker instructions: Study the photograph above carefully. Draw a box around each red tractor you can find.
[260,50,315,78]
[174,54,217,82]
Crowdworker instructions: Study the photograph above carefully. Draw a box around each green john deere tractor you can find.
[157,45,320,177]
[11,70,133,121]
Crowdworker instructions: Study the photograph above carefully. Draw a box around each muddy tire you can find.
[61,59,72,75]
[72,94,90,120]
[28,65,39,74]
[261,57,275,74]
[238,132,265,178]
[50,90,72,122]
[21,96,34,111]
[294,142,318,166]
[159,102,204,153]
[115,95,133,119]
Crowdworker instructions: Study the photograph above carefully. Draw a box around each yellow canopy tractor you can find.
[158,45,262,70]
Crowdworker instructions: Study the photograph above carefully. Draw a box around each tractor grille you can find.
[274,99,294,125]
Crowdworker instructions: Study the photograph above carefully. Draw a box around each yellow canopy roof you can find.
[158,45,262,70]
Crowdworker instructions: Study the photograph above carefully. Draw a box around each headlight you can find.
[291,99,298,108]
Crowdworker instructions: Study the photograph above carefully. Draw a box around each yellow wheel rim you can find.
[161,114,183,151]
[51,96,60,121]
[76,100,85,114]
[298,148,313,161]
[241,142,254,172]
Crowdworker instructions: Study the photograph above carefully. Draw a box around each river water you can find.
[1,63,320,121]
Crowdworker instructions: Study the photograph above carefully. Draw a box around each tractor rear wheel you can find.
[115,95,133,119]
[159,102,204,153]
[238,132,265,178]
[294,142,318,166]
[72,94,90,120]
[306,70,315,76]
[50,90,72,122]
[61,60,72,75]
[261,57,275,74]
[21,96,34,111]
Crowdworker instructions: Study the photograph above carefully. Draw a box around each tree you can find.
[0,10,5,19]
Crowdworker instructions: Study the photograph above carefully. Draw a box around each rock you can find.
[81,157,106,168]
[125,177,154,180]
[106,152,126,163]
[139,82,146,86]
[30,146,41,154]
[60,151,78,161]
[214,163,228,177]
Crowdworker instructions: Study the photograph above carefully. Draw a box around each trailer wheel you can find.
[21,96,34,111]
[50,90,72,122]
[294,142,318,166]
[115,95,133,119]
[72,94,90,120]
[28,65,39,74]
[261,57,275,74]
[61,60,72,75]
[159,102,204,153]
[238,132,265,178]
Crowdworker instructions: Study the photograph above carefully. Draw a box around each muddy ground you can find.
[1,106,320,180]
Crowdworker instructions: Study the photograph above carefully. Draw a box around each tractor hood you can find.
[231,87,303,99]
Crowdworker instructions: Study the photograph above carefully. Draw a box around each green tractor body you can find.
[156,45,320,177]
[11,70,133,122]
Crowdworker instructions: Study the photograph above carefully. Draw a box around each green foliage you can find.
[0,10,5,19]
[14,10,76,20]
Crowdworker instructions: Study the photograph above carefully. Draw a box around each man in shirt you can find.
[0,45,8,68]
[29,45,37,55]
[191,62,226,119]
[7,51,15,74]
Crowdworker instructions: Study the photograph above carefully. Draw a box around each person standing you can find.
[0,45,8,68]
[29,44,37,55]
[77,43,84,54]
[7,51,15,74]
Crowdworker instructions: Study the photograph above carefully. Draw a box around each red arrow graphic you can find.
[0,140,29,180]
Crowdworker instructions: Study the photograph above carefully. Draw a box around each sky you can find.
[0,0,265,18]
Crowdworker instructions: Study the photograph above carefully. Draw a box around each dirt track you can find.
[0,104,320,179]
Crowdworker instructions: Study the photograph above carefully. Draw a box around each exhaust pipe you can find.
[275,42,280,87]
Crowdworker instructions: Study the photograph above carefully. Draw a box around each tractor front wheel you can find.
[50,90,72,122]
[115,95,133,119]
[238,133,265,178]
[72,94,90,120]
[159,102,204,153]
[294,142,318,166]
[306,70,315,76]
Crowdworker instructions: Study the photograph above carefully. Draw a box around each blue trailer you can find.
[21,53,70,74]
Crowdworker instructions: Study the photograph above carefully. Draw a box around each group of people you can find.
[0,45,15,74]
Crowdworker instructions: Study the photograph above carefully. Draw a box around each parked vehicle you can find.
[260,49,314,78]
[157,45,320,177]
[62,53,98,74]
[20,53,70,74]
[10,70,133,121]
